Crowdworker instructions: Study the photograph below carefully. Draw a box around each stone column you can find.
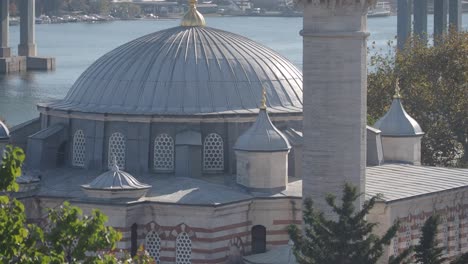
[413,0,428,41]
[397,0,411,50]
[0,0,11,57]
[18,0,36,57]
[434,0,448,41]
[448,0,462,31]
[301,1,371,215]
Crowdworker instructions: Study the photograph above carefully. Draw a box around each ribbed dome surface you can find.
[0,120,9,140]
[82,164,151,190]
[47,26,303,115]
[234,109,291,152]
[374,98,424,137]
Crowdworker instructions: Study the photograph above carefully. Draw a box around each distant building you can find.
[111,0,181,16]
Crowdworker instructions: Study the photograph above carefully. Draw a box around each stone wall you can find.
[24,196,302,264]
[369,187,468,263]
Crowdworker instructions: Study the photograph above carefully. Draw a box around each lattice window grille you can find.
[145,231,161,263]
[108,132,126,169]
[405,225,411,248]
[393,237,399,256]
[176,232,192,264]
[154,134,174,171]
[72,130,86,167]
[203,133,224,171]
[442,216,449,253]
[455,215,461,251]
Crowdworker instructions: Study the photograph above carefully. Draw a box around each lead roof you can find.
[45,26,303,116]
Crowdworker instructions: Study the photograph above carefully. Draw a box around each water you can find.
[0,15,467,126]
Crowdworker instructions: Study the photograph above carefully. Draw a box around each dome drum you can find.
[32,114,301,175]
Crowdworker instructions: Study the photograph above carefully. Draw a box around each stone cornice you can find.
[296,0,376,13]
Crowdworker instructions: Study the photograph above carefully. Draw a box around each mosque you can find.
[1,0,468,263]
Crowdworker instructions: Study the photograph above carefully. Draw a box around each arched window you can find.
[145,231,161,263]
[203,133,224,171]
[176,232,192,264]
[72,130,86,167]
[108,132,126,169]
[154,134,174,171]
[251,225,266,254]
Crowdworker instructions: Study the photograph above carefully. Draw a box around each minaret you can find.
[301,0,373,214]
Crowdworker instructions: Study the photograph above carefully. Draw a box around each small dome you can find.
[374,98,424,137]
[81,164,151,199]
[234,108,291,152]
[0,120,9,140]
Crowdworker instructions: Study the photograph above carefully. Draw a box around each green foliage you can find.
[410,215,468,264]
[288,183,403,264]
[0,145,59,263]
[0,146,151,263]
[46,201,122,263]
[0,145,25,192]
[368,31,468,167]
[111,3,141,19]
[0,196,60,263]
[414,215,446,264]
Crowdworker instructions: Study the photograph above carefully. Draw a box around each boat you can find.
[9,17,19,26]
[35,15,51,24]
[368,2,391,18]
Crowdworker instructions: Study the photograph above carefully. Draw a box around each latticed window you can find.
[393,237,399,256]
[108,132,126,169]
[145,231,161,263]
[154,134,174,171]
[455,215,461,251]
[176,232,192,264]
[405,224,411,248]
[72,130,86,167]
[203,133,224,171]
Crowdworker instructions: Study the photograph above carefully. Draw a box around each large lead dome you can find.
[47,26,303,116]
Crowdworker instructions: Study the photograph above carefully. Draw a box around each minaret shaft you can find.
[301,3,371,215]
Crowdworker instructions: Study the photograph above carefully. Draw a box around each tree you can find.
[414,215,446,264]
[288,183,405,264]
[0,146,60,263]
[368,31,468,167]
[413,215,468,264]
[46,202,121,263]
[0,146,153,263]
[89,0,111,15]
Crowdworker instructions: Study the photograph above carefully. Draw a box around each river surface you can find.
[0,15,467,126]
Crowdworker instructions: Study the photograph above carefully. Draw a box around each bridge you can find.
[398,0,464,49]
[0,0,55,73]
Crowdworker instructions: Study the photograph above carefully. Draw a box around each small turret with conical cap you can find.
[234,87,291,193]
[374,80,424,165]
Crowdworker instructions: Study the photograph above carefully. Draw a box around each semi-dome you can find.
[374,89,424,137]
[45,26,303,116]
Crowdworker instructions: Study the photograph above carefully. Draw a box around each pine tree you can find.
[288,183,405,264]
[413,215,468,264]
[414,215,446,264]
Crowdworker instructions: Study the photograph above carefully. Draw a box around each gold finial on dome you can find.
[181,0,206,27]
[394,79,402,99]
[260,87,267,110]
